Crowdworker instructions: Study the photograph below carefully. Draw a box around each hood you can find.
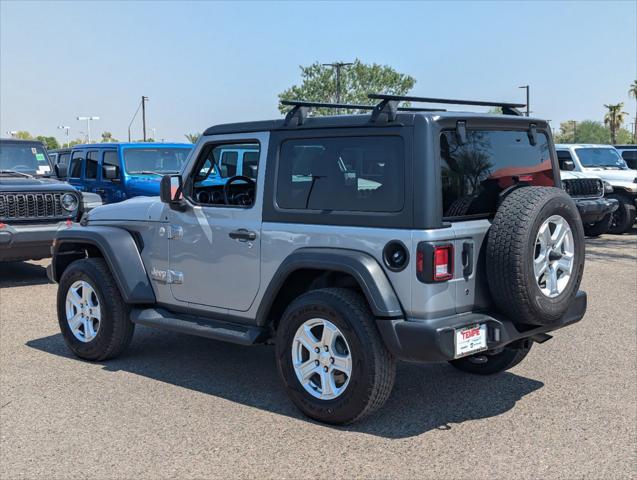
[125,175,162,197]
[0,175,76,192]
[560,171,603,181]
[87,195,164,222]
[582,168,637,183]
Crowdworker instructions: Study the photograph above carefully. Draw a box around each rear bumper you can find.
[377,291,587,363]
[0,223,61,262]
[575,198,618,223]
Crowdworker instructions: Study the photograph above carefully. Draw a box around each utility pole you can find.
[323,62,354,111]
[77,116,99,143]
[518,85,530,116]
[571,120,577,143]
[141,96,149,141]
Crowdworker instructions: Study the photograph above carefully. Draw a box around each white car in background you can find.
[556,144,637,234]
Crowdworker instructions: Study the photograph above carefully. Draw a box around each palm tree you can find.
[184,133,201,144]
[604,103,628,144]
[629,80,637,142]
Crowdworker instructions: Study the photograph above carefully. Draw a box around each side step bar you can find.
[130,307,268,346]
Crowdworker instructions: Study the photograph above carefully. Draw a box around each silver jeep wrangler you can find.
[48,94,587,424]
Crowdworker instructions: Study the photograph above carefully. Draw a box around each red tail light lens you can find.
[416,242,454,283]
[433,245,453,281]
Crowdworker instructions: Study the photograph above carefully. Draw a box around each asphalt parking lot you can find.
[1,230,636,480]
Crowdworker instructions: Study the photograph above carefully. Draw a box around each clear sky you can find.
[1,0,635,143]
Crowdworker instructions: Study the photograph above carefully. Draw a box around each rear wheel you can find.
[275,288,395,425]
[607,194,636,234]
[449,342,532,375]
[57,258,134,361]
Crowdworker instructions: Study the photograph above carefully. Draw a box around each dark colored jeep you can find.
[0,139,101,262]
[48,95,587,424]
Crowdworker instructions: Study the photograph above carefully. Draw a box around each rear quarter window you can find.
[441,130,553,219]
[276,136,404,213]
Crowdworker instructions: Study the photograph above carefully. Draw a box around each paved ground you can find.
[1,230,636,480]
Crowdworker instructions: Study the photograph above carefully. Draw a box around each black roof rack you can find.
[368,93,526,117]
[281,99,445,126]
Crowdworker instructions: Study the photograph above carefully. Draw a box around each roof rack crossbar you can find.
[280,99,445,114]
[368,93,526,116]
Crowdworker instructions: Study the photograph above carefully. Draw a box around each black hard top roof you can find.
[203,111,547,136]
[0,138,46,144]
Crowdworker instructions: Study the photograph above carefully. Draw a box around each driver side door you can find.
[167,133,267,312]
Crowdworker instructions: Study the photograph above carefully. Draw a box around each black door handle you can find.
[462,242,474,278]
[229,229,257,241]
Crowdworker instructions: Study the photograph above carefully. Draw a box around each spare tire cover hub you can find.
[533,215,575,298]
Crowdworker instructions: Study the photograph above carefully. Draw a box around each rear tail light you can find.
[416,242,454,283]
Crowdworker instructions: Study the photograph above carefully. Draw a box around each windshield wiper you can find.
[129,170,165,176]
[0,169,33,178]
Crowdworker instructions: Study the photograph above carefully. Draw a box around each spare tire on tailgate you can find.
[487,186,585,326]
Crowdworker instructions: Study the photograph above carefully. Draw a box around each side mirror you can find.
[55,163,68,179]
[561,159,575,171]
[160,174,187,210]
[103,165,119,181]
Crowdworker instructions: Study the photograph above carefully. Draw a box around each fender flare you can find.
[256,247,404,324]
[50,225,155,304]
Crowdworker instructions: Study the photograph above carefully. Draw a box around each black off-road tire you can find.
[607,194,636,234]
[487,187,585,326]
[449,342,532,375]
[275,288,396,425]
[584,213,612,237]
[57,258,135,361]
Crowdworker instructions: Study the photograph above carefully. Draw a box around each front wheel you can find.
[275,288,396,425]
[57,258,135,361]
[607,194,636,234]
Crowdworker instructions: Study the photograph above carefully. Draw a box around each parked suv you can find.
[556,144,637,233]
[48,147,71,166]
[614,145,637,170]
[0,138,101,262]
[57,142,193,204]
[48,95,587,424]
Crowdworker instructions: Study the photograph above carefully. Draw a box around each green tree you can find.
[14,131,33,140]
[68,138,85,147]
[604,103,628,144]
[35,136,60,150]
[278,59,416,115]
[555,120,611,144]
[184,133,201,143]
[100,131,118,143]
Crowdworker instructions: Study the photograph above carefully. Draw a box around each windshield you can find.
[575,148,627,169]
[122,147,192,174]
[0,142,52,175]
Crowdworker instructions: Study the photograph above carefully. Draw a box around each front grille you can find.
[562,178,603,198]
[0,192,74,221]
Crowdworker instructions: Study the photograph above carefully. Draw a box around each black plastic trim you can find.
[256,247,404,325]
[50,225,155,304]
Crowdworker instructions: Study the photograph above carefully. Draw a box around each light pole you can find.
[150,128,156,141]
[322,62,354,111]
[58,125,70,147]
[76,116,99,143]
[571,120,577,143]
[518,85,530,116]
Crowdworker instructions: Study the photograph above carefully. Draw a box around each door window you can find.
[191,142,260,207]
[69,151,84,178]
[102,151,120,181]
[86,151,99,180]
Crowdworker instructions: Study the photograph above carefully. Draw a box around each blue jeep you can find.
[57,143,193,204]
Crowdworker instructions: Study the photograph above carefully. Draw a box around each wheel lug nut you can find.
[315,347,320,353]
[315,360,319,366]
[323,366,328,372]
[324,346,329,352]
[330,357,334,364]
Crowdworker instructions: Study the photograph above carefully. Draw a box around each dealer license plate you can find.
[454,324,487,358]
